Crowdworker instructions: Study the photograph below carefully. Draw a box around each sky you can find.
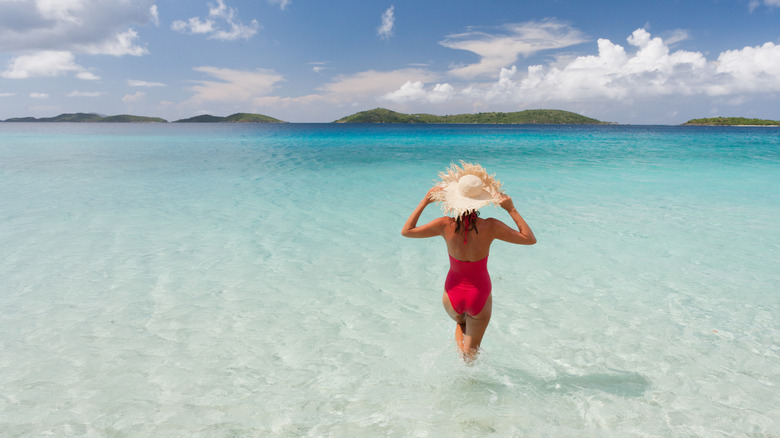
[1,0,779,124]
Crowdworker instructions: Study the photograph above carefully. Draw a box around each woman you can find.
[401,162,536,361]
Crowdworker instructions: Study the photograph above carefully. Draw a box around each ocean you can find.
[1,123,778,436]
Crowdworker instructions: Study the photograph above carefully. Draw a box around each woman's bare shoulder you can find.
[483,217,509,232]
[483,217,505,226]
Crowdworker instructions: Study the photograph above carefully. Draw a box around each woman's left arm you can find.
[401,187,446,238]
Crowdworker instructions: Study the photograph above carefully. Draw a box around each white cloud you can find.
[381,28,780,114]
[34,0,85,23]
[122,91,146,103]
[1,51,97,79]
[0,92,17,97]
[267,0,290,10]
[67,90,103,97]
[76,71,100,80]
[187,66,284,103]
[128,79,166,87]
[317,68,439,102]
[30,92,49,99]
[0,0,157,55]
[712,42,780,94]
[440,20,587,78]
[309,62,328,73]
[377,6,395,40]
[750,0,780,11]
[383,81,454,104]
[171,0,259,41]
[172,17,215,34]
[150,5,160,26]
[77,29,148,56]
[661,29,691,46]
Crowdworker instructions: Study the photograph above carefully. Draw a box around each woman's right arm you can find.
[492,194,537,245]
[401,187,447,238]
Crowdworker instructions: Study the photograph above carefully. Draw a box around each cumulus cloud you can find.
[377,6,395,40]
[383,28,780,109]
[172,0,259,41]
[30,92,49,99]
[441,20,586,78]
[0,0,155,55]
[496,29,780,102]
[1,51,99,80]
[712,42,780,94]
[383,81,454,104]
[128,79,166,87]
[187,66,284,103]
[0,92,17,97]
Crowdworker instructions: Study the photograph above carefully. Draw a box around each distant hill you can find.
[334,108,607,124]
[682,117,780,126]
[174,113,285,123]
[100,114,167,123]
[3,113,166,123]
[2,112,285,123]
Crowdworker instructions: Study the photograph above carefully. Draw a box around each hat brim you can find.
[430,161,503,217]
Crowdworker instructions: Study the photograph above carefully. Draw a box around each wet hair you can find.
[453,210,479,235]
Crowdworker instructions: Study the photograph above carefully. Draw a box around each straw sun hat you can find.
[430,162,503,217]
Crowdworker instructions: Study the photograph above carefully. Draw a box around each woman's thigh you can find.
[442,292,466,324]
[464,295,492,346]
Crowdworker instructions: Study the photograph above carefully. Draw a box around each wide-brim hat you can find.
[431,161,503,217]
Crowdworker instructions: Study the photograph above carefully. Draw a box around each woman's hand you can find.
[493,192,536,245]
[425,185,443,204]
[498,193,516,211]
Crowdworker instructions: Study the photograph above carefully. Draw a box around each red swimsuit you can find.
[445,254,492,316]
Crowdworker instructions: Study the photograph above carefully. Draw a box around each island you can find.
[2,112,285,123]
[333,108,608,124]
[3,113,167,123]
[173,113,285,123]
[682,117,780,126]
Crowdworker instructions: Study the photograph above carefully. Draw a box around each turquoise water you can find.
[1,123,778,436]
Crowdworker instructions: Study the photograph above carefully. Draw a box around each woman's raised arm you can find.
[492,194,537,245]
[401,187,447,238]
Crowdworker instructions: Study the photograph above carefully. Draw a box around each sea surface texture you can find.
[1,123,778,437]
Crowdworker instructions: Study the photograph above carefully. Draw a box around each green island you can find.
[173,113,285,123]
[334,108,607,124]
[683,117,780,126]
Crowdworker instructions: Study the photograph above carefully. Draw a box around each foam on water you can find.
[1,123,778,436]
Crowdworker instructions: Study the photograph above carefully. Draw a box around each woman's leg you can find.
[443,292,492,359]
[442,292,467,353]
[462,295,492,361]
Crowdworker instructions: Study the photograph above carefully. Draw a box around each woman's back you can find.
[442,217,496,262]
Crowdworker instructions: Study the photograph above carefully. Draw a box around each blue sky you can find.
[1,0,779,123]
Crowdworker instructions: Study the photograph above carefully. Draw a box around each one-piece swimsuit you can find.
[444,254,491,316]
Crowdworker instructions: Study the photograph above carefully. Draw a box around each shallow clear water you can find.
[1,123,778,436]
